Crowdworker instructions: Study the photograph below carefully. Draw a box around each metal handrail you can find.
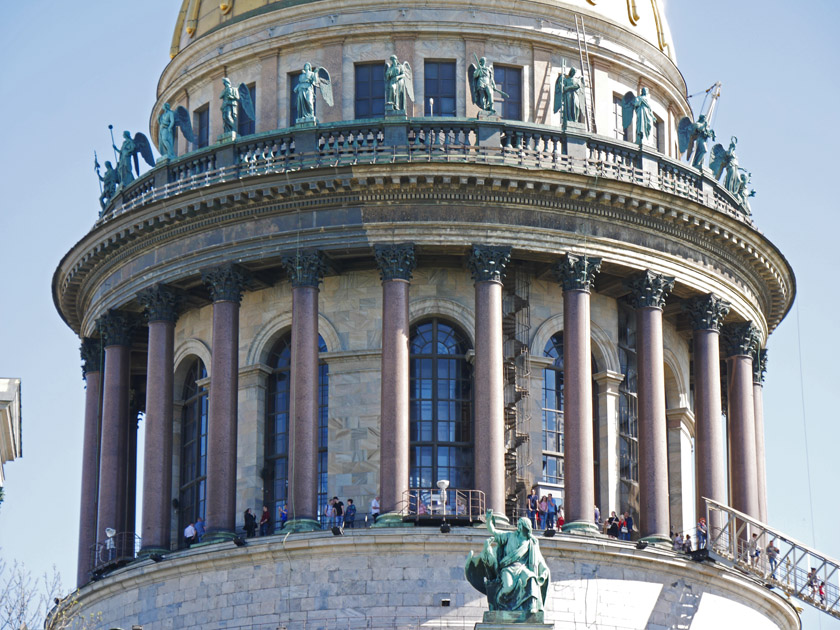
[89,532,142,574]
[402,488,485,522]
[704,497,839,619]
[98,117,752,226]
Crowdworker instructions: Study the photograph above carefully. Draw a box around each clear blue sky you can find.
[1,1,838,628]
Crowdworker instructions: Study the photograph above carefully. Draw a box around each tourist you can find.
[696,517,707,549]
[537,496,547,529]
[546,494,557,530]
[766,539,779,579]
[370,495,380,522]
[808,568,819,599]
[344,499,356,528]
[683,534,692,552]
[594,505,600,527]
[620,511,633,541]
[183,522,196,548]
[672,532,683,552]
[279,504,288,530]
[259,504,271,536]
[606,511,620,538]
[194,516,205,543]
[820,581,826,607]
[244,508,257,538]
[333,496,344,527]
[324,498,335,527]
[556,510,565,529]
[526,488,538,528]
[748,533,760,567]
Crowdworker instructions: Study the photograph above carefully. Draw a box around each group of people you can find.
[525,490,564,530]
[243,504,283,538]
[323,497,357,529]
[182,517,206,547]
[604,511,635,541]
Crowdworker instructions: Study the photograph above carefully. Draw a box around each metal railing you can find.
[402,488,485,523]
[89,532,142,574]
[98,117,752,226]
[704,497,840,620]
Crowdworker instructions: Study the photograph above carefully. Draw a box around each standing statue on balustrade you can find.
[469,55,509,116]
[219,77,255,137]
[554,66,582,124]
[385,55,414,113]
[621,88,654,145]
[465,510,550,618]
[677,114,715,170]
[709,136,742,195]
[113,130,155,189]
[157,103,196,160]
[293,63,334,124]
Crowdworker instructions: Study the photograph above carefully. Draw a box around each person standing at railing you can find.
[194,516,205,543]
[183,522,196,548]
[344,499,356,529]
[820,581,826,607]
[259,505,271,536]
[606,511,620,538]
[526,489,538,529]
[244,508,257,537]
[545,494,557,530]
[537,496,547,529]
[696,518,707,549]
[766,539,779,579]
[370,495,380,523]
[808,568,819,600]
[748,533,760,567]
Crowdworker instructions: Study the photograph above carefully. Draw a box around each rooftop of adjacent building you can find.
[0,377,22,487]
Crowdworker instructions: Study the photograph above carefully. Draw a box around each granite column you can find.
[468,245,511,518]
[555,254,601,533]
[753,348,768,523]
[626,271,674,543]
[77,338,103,586]
[202,265,246,541]
[137,285,180,552]
[374,244,416,524]
[684,294,730,534]
[281,252,326,531]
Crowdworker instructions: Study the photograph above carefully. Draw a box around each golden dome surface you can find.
[170,0,675,61]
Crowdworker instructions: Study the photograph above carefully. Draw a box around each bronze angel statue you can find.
[709,136,741,195]
[677,114,715,170]
[220,77,255,136]
[621,88,654,145]
[553,67,582,124]
[385,55,414,112]
[293,63,334,124]
[469,55,508,115]
[158,103,196,160]
[113,130,155,189]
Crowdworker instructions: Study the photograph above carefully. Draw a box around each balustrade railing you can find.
[89,532,142,574]
[402,488,485,523]
[100,118,751,226]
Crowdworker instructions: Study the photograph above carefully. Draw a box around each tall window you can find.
[355,63,385,119]
[542,333,564,486]
[644,117,662,153]
[194,106,209,149]
[238,83,256,136]
[179,359,208,545]
[613,95,631,142]
[618,305,639,484]
[494,65,522,121]
[424,61,456,116]
[265,334,329,528]
[409,319,473,494]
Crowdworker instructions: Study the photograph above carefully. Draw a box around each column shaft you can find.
[636,307,669,541]
[97,345,130,545]
[206,300,239,537]
[474,280,506,515]
[754,382,768,523]
[693,329,726,528]
[77,369,101,586]
[562,289,596,531]
[379,279,410,514]
[289,286,320,523]
[141,320,175,550]
[728,355,759,519]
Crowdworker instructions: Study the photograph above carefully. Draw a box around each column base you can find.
[474,514,512,529]
[197,530,238,545]
[371,512,413,528]
[137,546,170,559]
[282,518,321,533]
[561,520,600,535]
[640,533,672,546]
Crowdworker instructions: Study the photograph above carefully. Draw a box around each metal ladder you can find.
[575,14,596,133]
[704,497,840,621]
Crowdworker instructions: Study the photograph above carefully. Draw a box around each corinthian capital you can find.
[468,245,511,283]
[374,243,416,282]
[753,348,768,384]
[202,264,247,303]
[721,322,761,357]
[625,270,675,309]
[281,250,326,288]
[554,254,602,292]
[137,284,181,322]
[97,310,136,347]
[80,337,103,378]
[683,293,730,331]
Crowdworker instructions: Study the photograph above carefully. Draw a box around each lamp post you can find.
[437,479,450,532]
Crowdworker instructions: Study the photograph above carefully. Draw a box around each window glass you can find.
[424,61,456,116]
[238,83,256,136]
[179,359,208,545]
[494,66,522,121]
[194,106,209,149]
[355,63,385,119]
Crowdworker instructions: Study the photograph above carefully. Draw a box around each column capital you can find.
[202,264,247,303]
[97,310,136,347]
[722,322,761,357]
[468,245,511,283]
[753,348,768,384]
[374,243,417,281]
[683,293,731,331]
[80,337,103,378]
[554,254,602,292]
[625,270,675,309]
[281,250,326,288]
[137,284,181,323]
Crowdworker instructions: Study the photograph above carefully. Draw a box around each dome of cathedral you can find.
[170,0,675,61]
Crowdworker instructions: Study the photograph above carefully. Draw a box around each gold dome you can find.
[170,0,675,60]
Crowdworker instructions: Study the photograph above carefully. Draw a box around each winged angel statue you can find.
[113,130,155,189]
[293,63,334,124]
[220,77,255,136]
[677,114,715,170]
[621,88,654,145]
[469,55,509,115]
[158,103,196,160]
[710,136,754,214]
[385,55,414,112]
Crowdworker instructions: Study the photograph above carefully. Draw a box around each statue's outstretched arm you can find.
[486,509,498,536]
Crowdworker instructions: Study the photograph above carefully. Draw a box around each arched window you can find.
[264,334,329,528]
[541,332,601,507]
[179,358,208,544]
[409,319,473,493]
